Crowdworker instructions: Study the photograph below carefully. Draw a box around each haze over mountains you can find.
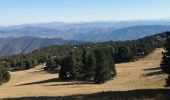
[0,37,83,56]
[0,20,170,56]
[0,20,170,41]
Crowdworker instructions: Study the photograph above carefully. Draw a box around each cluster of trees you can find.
[161,31,170,86]
[0,37,156,71]
[59,48,116,84]
[0,32,164,84]
[0,66,10,85]
[0,55,38,71]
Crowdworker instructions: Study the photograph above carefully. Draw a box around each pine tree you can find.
[161,31,170,86]
[59,50,83,80]
[85,53,96,80]
[71,49,83,80]
[46,58,53,70]
[0,66,10,85]
[82,49,96,81]
[59,56,73,80]
[94,49,116,84]
[24,60,31,70]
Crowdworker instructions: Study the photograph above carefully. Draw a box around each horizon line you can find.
[1,18,170,27]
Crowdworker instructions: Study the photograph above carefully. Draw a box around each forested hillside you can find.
[0,24,169,57]
[0,32,166,70]
[0,32,166,83]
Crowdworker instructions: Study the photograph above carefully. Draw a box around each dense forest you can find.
[0,32,166,83]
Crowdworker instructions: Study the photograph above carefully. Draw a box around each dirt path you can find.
[0,48,167,98]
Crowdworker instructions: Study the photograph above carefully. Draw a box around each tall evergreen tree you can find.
[24,60,31,70]
[71,49,83,80]
[59,54,74,80]
[0,66,10,85]
[59,50,83,80]
[161,32,170,86]
[81,49,96,81]
[94,49,116,84]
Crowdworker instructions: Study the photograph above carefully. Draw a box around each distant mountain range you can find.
[1,20,170,30]
[0,37,83,56]
[0,20,170,41]
[0,20,170,56]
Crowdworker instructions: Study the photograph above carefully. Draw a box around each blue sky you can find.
[0,0,170,25]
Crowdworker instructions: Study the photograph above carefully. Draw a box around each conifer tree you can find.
[0,66,10,85]
[94,49,115,84]
[59,50,83,80]
[59,55,73,80]
[82,49,96,81]
[161,31,170,86]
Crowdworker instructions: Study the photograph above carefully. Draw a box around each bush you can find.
[0,66,10,85]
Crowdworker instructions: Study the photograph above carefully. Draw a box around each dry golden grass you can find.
[0,48,167,99]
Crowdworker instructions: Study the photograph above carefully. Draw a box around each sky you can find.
[0,0,170,26]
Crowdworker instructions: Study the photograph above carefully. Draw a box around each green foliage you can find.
[0,66,10,85]
[0,32,161,84]
[161,32,170,86]
[0,37,155,70]
[59,55,74,80]
[59,48,116,84]
[81,49,96,81]
[59,49,83,80]
[94,48,116,84]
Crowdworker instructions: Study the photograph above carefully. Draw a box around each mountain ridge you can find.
[0,25,170,41]
[0,36,84,56]
[0,20,170,56]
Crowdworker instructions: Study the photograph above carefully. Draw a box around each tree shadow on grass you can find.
[15,78,63,86]
[143,67,161,71]
[142,70,163,77]
[3,89,170,100]
[44,81,94,86]
[15,78,94,86]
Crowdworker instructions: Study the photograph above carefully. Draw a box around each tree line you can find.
[0,40,155,70]
[0,32,165,84]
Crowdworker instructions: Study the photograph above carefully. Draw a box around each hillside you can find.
[0,24,169,56]
[73,25,170,41]
[0,48,167,99]
[0,36,83,56]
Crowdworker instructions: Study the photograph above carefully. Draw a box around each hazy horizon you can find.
[1,19,170,27]
[0,0,170,26]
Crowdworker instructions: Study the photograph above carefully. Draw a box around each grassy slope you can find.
[0,48,168,99]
